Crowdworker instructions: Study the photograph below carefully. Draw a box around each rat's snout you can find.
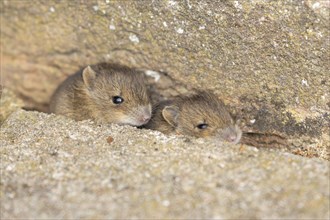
[225,133,238,143]
[122,105,152,126]
[137,106,152,125]
[139,114,151,124]
[218,125,242,144]
[224,132,241,144]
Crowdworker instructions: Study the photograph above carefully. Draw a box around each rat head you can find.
[82,64,152,126]
[162,92,242,144]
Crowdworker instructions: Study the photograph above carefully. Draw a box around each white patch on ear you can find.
[82,66,97,88]
[162,105,179,127]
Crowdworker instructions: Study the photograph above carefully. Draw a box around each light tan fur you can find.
[144,91,242,143]
[50,63,152,126]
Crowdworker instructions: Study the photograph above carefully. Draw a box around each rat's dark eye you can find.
[197,123,208,129]
[112,96,124,104]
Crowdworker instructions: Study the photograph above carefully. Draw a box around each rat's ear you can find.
[162,105,179,127]
[82,66,97,88]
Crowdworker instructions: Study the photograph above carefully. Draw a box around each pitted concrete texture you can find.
[1,0,329,112]
[1,110,329,219]
[0,88,24,125]
[1,0,329,160]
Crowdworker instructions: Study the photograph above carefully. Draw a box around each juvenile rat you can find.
[49,63,152,126]
[144,91,242,144]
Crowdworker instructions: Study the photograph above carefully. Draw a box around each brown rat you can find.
[144,91,242,144]
[49,63,152,126]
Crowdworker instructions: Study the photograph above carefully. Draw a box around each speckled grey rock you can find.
[0,88,24,125]
[1,0,329,159]
[1,110,329,219]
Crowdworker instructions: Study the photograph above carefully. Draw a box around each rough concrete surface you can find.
[1,110,329,219]
[1,1,329,146]
[0,88,24,125]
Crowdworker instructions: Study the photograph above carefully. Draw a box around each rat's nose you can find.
[140,114,151,123]
[226,134,237,143]
[139,109,151,124]
[137,105,151,125]
[219,125,242,144]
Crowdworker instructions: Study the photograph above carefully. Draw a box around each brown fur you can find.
[144,91,242,143]
[49,63,152,126]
